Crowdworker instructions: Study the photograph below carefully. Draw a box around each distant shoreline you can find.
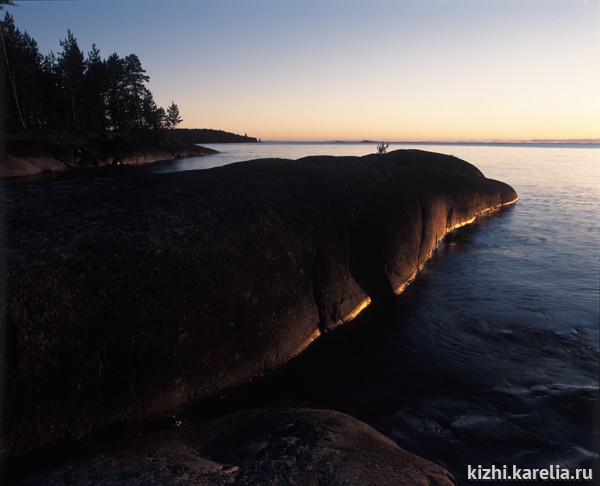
[260,140,600,147]
[0,127,261,178]
[0,131,218,179]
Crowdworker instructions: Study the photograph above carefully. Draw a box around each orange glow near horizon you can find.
[177,55,600,142]
[180,106,600,142]
[9,1,600,143]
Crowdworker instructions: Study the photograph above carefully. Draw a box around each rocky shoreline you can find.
[2,150,517,483]
[1,132,217,178]
[13,408,456,485]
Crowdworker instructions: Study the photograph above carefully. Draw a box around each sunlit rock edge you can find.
[3,149,517,482]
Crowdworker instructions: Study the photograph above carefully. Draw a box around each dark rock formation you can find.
[2,150,518,459]
[1,132,217,178]
[14,408,456,485]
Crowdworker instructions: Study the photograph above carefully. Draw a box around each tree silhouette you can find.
[57,30,84,128]
[122,54,151,132]
[1,11,26,130]
[376,142,389,155]
[166,102,182,129]
[1,12,181,136]
[83,44,105,131]
[142,91,165,132]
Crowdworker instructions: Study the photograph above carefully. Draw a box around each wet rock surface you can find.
[2,150,517,465]
[14,408,456,485]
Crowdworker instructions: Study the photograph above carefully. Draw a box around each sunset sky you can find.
[6,0,600,141]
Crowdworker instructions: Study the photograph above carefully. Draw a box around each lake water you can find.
[159,142,599,484]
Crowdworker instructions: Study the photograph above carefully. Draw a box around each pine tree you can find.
[1,8,181,137]
[38,50,60,128]
[104,52,124,131]
[57,30,85,129]
[141,91,165,134]
[165,102,182,129]
[1,11,26,130]
[83,44,105,131]
[121,53,150,133]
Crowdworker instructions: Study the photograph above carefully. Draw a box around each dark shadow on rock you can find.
[13,408,456,485]
[2,150,518,465]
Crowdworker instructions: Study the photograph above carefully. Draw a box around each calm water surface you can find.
[164,142,599,484]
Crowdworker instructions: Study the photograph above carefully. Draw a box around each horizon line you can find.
[178,130,600,145]
[255,138,600,145]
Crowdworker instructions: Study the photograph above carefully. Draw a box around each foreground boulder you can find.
[2,150,517,458]
[14,408,456,485]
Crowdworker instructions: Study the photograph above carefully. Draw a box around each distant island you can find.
[173,128,259,144]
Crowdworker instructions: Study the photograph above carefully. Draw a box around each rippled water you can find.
[164,142,599,484]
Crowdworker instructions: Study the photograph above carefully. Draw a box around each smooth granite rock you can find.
[14,408,456,485]
[2,150,517,458]
[1,132,217,177]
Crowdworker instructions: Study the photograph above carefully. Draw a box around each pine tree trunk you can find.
[0,19,26,130]
[70,88,78,129]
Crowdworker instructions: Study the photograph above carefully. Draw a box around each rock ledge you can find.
[3,150,518,460]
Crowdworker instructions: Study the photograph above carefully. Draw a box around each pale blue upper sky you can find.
[5,0,600,141]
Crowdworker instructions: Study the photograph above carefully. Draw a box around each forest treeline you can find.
[1,12,182,136]
[173,129,259,144]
